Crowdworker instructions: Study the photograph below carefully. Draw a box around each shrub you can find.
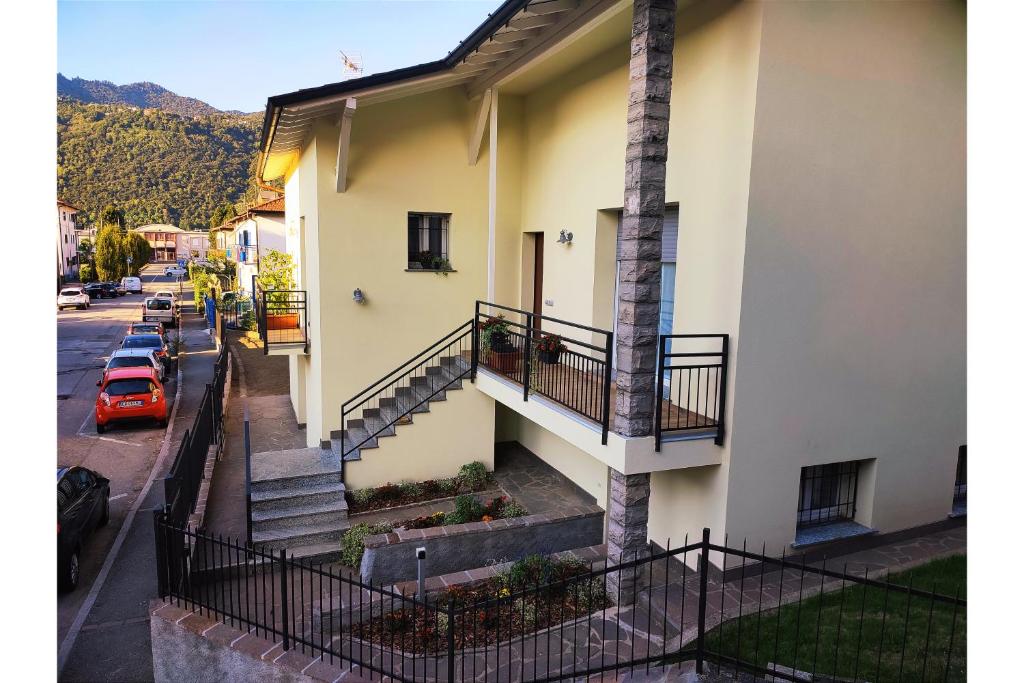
[500,500,528,519]
[79,263,96,282]
[457,462,489,491]
[398,482,422,499]
[445,494,485,525]
[439,477,461,496]
[351,488,374,508]
[340,521,393,568]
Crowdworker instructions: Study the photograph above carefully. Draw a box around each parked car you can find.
[121,333,170,365]
[58,465,109,592]
[128,321,165,338]
[142,297,178,327]
[95,367,167,433]
[100,349,166,382]
[100,282,120,298]
[57,288,90,310]
[121,276,143,294]
[154,290,177,303]
[164,266,187,278]
[113,281,127,296]
[84,283,110,299]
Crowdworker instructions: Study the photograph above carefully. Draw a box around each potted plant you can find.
[479,315,517,373]
[536,333,566,364]
[256,250,299,330]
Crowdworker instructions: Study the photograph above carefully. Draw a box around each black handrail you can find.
[339,321,474,482]
[473,300,614,445]
[655,333,729,451]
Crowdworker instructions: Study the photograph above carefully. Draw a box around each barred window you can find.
[797,461,860,527]
[407,213,450,270]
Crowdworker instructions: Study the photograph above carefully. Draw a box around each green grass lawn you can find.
[704,554,966,681]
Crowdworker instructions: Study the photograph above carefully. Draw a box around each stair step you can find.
[252,498,349,533]
[251,481,347,513]
[342,426,378,455]
[358,409,397,438]
[252,470,339,495]
[375,403,414,426]
[393,386,435,412]
[285,542,344,564]
[252,520,350,551]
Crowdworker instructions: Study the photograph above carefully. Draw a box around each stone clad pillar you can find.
[608,0,676,600]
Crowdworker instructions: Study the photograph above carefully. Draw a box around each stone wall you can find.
[359,504,604,585]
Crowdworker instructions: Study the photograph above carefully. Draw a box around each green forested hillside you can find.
[56,97,261,230]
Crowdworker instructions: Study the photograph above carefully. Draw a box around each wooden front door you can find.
[532,232,544,330]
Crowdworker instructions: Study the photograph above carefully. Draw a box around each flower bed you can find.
[346,461,495,514]
[351,555,611,652]
[341,494,527,568]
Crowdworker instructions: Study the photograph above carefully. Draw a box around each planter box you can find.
[485,349,518,374]
[359,504,604,585]
[266,313,299,330]
[537,349,562,365]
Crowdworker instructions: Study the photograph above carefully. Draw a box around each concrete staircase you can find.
[331,355,471,462]
[250,446,349,562]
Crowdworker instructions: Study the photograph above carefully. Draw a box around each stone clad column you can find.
[608,0,676,600]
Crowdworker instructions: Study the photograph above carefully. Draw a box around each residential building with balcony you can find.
[211,195,286,294]
[134,224,210,262]
[252,0,965,565]
[57,199,79,285]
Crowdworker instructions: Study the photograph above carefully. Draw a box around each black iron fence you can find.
[655,334,729,450]
[255,286,308,354]
[473,301,614,445]
[340,321,473,480]
[163,345,229,526]
[150,520,965,682]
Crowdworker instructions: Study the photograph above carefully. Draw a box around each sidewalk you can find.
[60,309,219,683]
[202,329,306,538]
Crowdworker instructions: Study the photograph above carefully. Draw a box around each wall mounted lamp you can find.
[557,229,574,245]
[353,288,365,304]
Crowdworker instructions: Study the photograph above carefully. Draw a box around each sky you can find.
[58,0,504,113]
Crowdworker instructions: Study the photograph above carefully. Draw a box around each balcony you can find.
[254,287,308,355]
[471,302,728,467]
[233,245,258,264]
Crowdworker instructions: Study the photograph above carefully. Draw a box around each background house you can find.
[211,195,286,294]
[134,224,184,262]
[255,0,965,564]
[57,199,79,285]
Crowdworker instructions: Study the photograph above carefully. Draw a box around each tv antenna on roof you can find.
[339,51,363,80]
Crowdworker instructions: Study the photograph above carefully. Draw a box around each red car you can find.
[95,367,167,433]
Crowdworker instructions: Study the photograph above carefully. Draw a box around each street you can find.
[56,263,206,681]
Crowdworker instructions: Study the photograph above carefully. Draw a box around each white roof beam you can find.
[468,89,493,166]
[334,98,356,193]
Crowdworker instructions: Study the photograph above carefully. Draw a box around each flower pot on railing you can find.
[537,348,562,365]
[485,347,518,374]
[266,313,299,330]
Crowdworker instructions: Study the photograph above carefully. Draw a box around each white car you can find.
[142,297,178,327]
[121,276,143,294]
[164,266,187,277]
[154,290,177,303]
[101,349,166,382]
[57,288,90,311]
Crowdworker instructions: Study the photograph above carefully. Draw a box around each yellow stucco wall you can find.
[724,0,966,555]
[343,381,496,490]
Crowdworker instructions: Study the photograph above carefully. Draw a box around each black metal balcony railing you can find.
[655,334,729,451]
[254,286,308,354]
[472,301,614,445]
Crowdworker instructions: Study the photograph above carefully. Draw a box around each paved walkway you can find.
[60,305,219,682]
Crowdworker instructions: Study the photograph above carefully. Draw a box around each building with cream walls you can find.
[211,195,287,294]
[251,0,966,564]
[57,199,80,286]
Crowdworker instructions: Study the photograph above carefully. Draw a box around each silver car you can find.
[100,348,166,383]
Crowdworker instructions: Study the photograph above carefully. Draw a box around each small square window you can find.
[797,461,860,528]
[407,213,450,270]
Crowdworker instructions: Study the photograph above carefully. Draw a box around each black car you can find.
[83,283,107,299]
[101,282,120,298]
[58,466,110,592]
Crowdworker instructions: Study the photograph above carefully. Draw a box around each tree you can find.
[93,225,125,280]
[122,232,152,276]
[100,205,125,231]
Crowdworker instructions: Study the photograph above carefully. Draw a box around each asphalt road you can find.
[56,264,186,649]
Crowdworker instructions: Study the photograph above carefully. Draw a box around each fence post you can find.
[244,406,252,546]
[655,335,665,452]
[279,549,290,651]
[522,312,533,402]
[601,332,613,445]
[153,508,167,597]
[182,429,192,513]
[715,334,729,446]
[696,527,711,673]
[207,383,216,445]
[446,602,456,683]
[471,301,479,382]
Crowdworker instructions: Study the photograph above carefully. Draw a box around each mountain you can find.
[57,96,263,231]
[57,73,249,117]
